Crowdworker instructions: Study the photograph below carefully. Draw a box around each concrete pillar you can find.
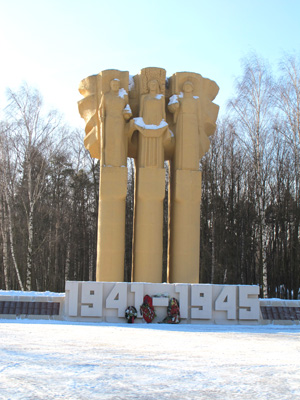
[169,169,202,283]
[133,167,165,283]
[96,166,127,282]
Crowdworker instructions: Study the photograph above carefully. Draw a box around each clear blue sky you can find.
[0,0,299,127]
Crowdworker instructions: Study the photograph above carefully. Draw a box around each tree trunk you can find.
[26,205,34,291]
[211,212,215,284]
[5,192,24,290]
[0,198,9,289]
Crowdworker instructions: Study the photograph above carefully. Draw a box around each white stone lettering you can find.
[175,284,189,319]
[81,282,103,317]
[239,286,260,320]
[64,281,260,323]
[105,282,127,317]
[130,283,144,318]
[191,284,212,319]
[214,286,237,320]
[65,281,79,316]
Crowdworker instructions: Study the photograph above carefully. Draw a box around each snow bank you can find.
[0,321,299,399]
[0,290,65,297]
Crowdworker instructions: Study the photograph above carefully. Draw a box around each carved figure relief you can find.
[169,79,217,171]
[99,78,132,167]
[78,69,219,169]
[168,81,200,170]
[139,79,166,125]
[133,72,171,168]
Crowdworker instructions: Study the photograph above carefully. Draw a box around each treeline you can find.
[200,54,300,299]
[0,85,100,293]
[0,53,299,298]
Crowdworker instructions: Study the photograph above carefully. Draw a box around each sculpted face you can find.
[183,81,193,93]
[110,79,120,92]
[148,79,159,93]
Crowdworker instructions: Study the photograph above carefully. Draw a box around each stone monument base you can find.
[65,281,261,324]
[1,283,299,325]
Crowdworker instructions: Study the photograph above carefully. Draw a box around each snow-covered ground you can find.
[0,321,299,400]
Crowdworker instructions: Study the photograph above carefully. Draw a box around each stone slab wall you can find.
[0,291,65,321]
[1,285,299,325]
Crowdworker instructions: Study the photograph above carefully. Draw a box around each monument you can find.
[78,67,219,284]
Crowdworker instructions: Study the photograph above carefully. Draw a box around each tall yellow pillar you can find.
[133,167,165,282]
[79,68,219,285]
[131,67,169,283]
[96,166,128,282]
[169,169,202,283]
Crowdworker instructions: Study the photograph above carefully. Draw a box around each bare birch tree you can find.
[228,54,275,297]
[0,122,24,290]
[275,54,300,298]
[4,84,66,290]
